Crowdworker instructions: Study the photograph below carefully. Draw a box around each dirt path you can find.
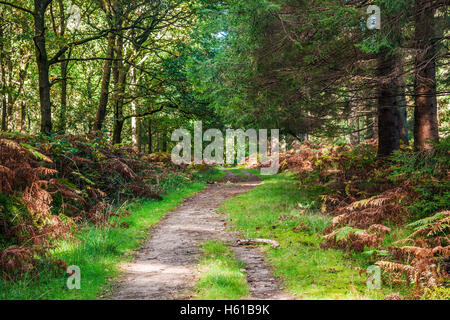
[109,171,291,300]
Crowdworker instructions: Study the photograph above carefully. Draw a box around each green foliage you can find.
[192,167,226,182]
[421,287,450,300]
[389,137,450,219]
[0,194,29,245]
[408,212,450,239]
[334,226,364,241]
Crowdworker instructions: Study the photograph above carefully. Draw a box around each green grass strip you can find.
[193,241,248,300]
[220,172,398,300]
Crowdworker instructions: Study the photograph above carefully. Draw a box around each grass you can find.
[220,171,400,300]
[192,167,227,182]
[193,241,248,300]
[0,182,205,300]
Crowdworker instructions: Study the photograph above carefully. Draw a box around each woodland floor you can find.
[108,170,292,300]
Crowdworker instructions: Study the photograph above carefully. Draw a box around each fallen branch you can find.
[236,238,280,248]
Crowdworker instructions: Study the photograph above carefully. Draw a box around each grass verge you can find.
[0,182,205,300]
[192,167,227,182]
[220,171,400,300]
[193,241,248,300]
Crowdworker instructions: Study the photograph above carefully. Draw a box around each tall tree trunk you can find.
[162,128,168,152]
[34,0,53,135]
[6,58,13,130]
[112,119,124,144]
[395,54,409,145]
[147,117,152,154]
[0,61,6,132]
[20,102,26,133]
[364,101,377,140]
[93,32,115,131]
[57,53,68,131]
[397,84,409,145]
[377,49,400,157]
[349,116,360,145]
[130,65,138,149]
[111,33,127,145]
[414,0,439,151]
[0,21,7,131]
[56,0,67,132]
[137,118,142,152]
[13,52,31,131]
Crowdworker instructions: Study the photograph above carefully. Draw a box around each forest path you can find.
[109,170,291,300]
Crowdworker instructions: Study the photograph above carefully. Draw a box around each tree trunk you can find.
[111,33,127,144]
[130,65,138,149]
[377,49,400,157]
[162,128,168,152]
[394,53,409,146]
[112,119,124,144]
[57,0,67,132]
[57,53,68,132]
[147,117,152,154]
[137,118,142,152]
[34,0,53,135]
[414,0,439,151]
[397,84,409,145]
[20,102,26,133]
[6,58,13,130]
[1,61,6,132]
[93,32,115,132]
[13,52,30,131]
[349,117,360,145]
[0,22,7,131]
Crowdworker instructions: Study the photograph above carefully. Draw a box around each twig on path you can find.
[236,238,280,248]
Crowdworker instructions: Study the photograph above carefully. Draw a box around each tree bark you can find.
[349,116,360,145]
[34,0,53,135]
[0,21,7,131]
[56,0,67,132]
[377,49,400,157]
[397,84,409,145]
[20,102,26,133]
[414,0,439,151]
[13,52,31,131]
[93,32,115,132]
[130,65,138,149]
[111,32,127,145]
[147,117,152,154]
[162,127,168,152]
[395,53,409,146]
[6,57,12,130]
[137,118,142,152]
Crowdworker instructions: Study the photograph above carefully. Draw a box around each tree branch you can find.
[121,106,164,121]
[0,1,34,15]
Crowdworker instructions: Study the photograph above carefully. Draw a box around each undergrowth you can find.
[0,182,204,299]
[221,172,399,299]
[0,131,220,285]
[270,138,449,299]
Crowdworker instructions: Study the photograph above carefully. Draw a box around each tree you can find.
[413,0,440,151]
[1,0,120,134]
[377,48,400,156]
